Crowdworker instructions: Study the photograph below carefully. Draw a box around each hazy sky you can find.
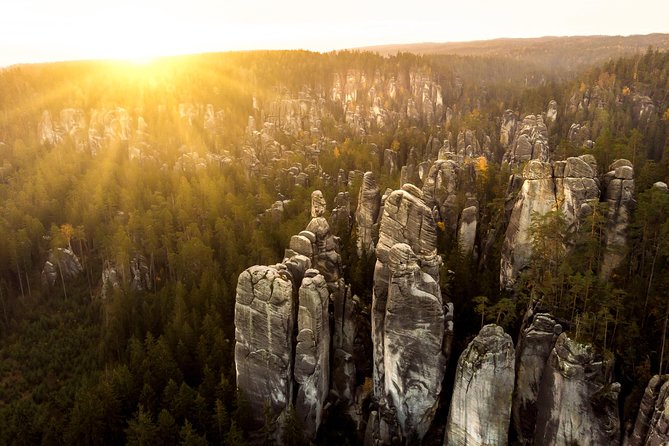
[1,0,668,66]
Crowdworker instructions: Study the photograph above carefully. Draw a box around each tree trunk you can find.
[642,240,660,328]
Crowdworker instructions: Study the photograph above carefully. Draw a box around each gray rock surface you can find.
[234,264,296,431]
[504,114,550,165]
[601,159,635,279]
[330,191,352,237]
[513,313,562,445]
[458,206,478,256]
[627,375,669,446]
[372,185,445,443]
[444,324,515,446]
[546,100,558,123]
[384,243,446,441]
[311,190,326,218]
[41,248,83,287]
[356,172,381,256]
[500,156,600,288]
[534,333,620,446]
[500,110,518,148]
[294,270,331,439]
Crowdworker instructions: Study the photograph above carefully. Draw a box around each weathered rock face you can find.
[627,375,669,446]
[376,184,438,266]
[444,324,515,446]
[513,313,562,445]
[534,333,620,446]
[384,149,398,176]
[101,261,121,299]
[500,156,600,288]
[500,160,556,289]
[601,159,635,279]
[500,109,518,149]
[504,114,550,165]
[458,206,478,256]
[41,248,83,287]
[306,217,342,284]
[330,191,352,237]
[546,100,558,124]
[567,123,592,148]
[372,184,445,444]
[311,190,326,218]
[356,172,382,256]
[130,254,151,291]
[384,243,446,441]
[234,264,296,432]
[294,269,331,439]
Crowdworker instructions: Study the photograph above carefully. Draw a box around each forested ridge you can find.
[0,46,668,444]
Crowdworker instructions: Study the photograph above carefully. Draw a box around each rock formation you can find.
[234,264,297,432]
[627,375,669,446]
[41,248,83,287]
[534,333,620,446]
[444,324,515,446]
[500,110,518,149]
[457,206,478,256]
[504,114,550,165]
[330,191,352,237]
[311,190,326,218]
[371,184,446,443]
[356,172,381,256]
[294,269,331,439]
[512,312,562,445]
[500,156,600,288]
[601,159,635,279]
[546,100,558,124]
[384,243,446,441]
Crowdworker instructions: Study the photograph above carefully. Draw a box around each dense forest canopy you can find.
[0,44,668,444]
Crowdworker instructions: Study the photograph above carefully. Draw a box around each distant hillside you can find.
[355,33,669,75]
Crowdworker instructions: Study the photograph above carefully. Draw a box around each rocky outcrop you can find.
[504,114,550,165]
[356,172,381,256]
[534,333,620,446]
[234,264,297,432]
[371,184,445,443]
[444,324,515,446]
[41,248,83,287]
[500,156,600,288]
[627,375,669,446]
[458,206,477,256]
[101,261,121,299]
[567,123,593,149]
[512,312,562,445]
[422,157,477,235]
[294,269,331,439]
[384,150,398,176]
[384,243,446,441]
[500,160,556,288]
[500,110,518,149]
[311,190,326,218]
[546,100,558,124]
[330,191,352,237]
[601,159,635,279]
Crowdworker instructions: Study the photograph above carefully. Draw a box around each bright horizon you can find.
[2,0,669,67]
